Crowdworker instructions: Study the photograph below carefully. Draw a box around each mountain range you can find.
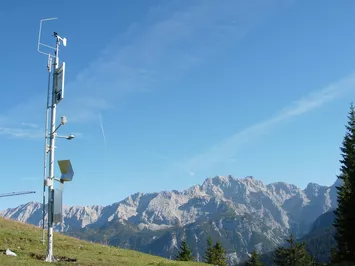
[0,175,339,265]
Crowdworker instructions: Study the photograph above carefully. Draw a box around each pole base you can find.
[45,254,55,262]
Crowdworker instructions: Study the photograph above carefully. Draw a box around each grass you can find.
[0,217,206,265]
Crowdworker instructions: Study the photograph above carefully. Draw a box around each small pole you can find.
[42,54,52,245]
[45,34,60,263]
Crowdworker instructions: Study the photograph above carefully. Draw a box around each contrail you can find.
[98,112,107,149]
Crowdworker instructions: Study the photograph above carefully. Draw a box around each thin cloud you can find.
[0,126,43,139]
[21,122,40,128]
[186,72,355,170]
[57,0,293,124]
[0,95,45,126]
[0,0,293,137]
[144,148,197,178]
[143,149,170,161]
[0,125,82,140]
[21,176,39,182]
[188,169,196,177]
[98,112,107,149]
[0,122,43,139]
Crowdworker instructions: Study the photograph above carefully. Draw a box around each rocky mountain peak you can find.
[304,182,324,197]
[0,175,340,261]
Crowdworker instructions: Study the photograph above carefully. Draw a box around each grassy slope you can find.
[0,217,206,265]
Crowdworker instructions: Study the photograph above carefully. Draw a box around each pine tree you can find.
[245,249,263,266]
[333,103,355,263]
[273,233,314,266]
[331,247,338,263]
[176,240,193,261]
[204,236,214,264]
[213,241,227,266]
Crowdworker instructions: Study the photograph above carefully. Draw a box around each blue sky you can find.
[1,0,355,210]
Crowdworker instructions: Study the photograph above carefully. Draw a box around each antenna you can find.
[37,18,58,57]
[0,191,36,198]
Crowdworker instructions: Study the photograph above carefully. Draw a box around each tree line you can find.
[175,236,228,265]
[175,233,315,265]
[176,104,355,265]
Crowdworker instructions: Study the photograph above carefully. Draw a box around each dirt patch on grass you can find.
[30,252,77,262]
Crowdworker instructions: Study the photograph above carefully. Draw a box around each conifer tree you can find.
[204,236,214,264]
[245,249,263,266]
[213,241,227,266]
[333,103,355,263]
[273,233,314,266]
[176,240,193,261]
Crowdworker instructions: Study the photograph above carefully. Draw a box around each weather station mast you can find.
[37,18,75,263]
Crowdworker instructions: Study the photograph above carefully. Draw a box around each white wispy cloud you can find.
[98,112,107,149]
[188,169,196,177]
[143,149,170,161]
[0,122,83,140]
[0,0,292,138]
[21,176,39,182]
[0,126,43,139]
[185,72,355,171]
[0,122,43,139]
[51,0,294,123]
[21,122,40,128]
[144,148,196,178]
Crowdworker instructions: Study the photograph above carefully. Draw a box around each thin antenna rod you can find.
[0,191,36,198]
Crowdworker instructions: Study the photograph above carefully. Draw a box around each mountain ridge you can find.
[0,175,340,264]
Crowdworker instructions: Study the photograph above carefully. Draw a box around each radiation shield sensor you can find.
[57,159,74,182]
